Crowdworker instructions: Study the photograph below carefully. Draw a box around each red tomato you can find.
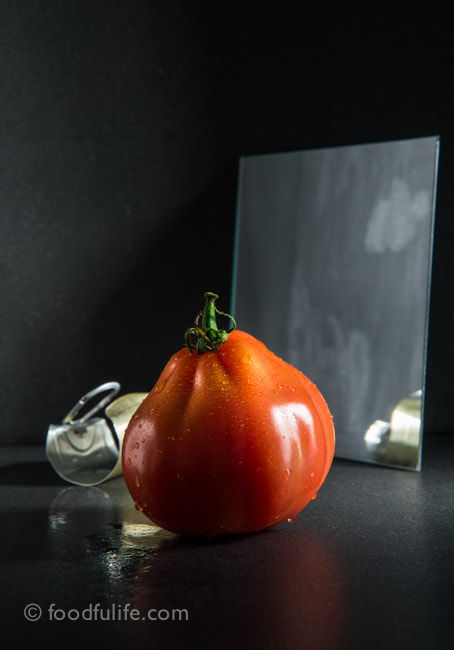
[122,293,335,537]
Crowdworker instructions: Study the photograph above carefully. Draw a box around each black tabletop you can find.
[1,435,454,650]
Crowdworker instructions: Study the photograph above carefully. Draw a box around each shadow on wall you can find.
[2,166,237,446]
[86,168,238,409]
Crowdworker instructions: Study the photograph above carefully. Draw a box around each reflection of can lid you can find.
[363,389,422,470]
[46,382,147,486]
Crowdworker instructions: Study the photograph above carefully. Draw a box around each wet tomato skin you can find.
[122,329,335,538]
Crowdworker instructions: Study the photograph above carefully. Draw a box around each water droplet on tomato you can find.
[310,471,315,478]
[134,502,143,512]
[287,516,297,523]
[287,385,296,392]
[135,475,140,487]
[135,442,139,449]
[240,355,251,365]
[311,493,317,500]
[127,458,131,465]
[155,380,166,394]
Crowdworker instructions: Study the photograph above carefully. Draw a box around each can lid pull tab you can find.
[46,382,147,487]
[62,381,121,426]
[46,382,123,487]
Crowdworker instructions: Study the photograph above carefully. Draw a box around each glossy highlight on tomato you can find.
[122,293,335,538]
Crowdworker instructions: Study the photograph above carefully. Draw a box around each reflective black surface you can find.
[2,436,454,649]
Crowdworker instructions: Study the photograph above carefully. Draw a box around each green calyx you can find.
[185,292,236,353]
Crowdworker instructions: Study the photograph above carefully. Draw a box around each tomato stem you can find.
[185,292,236,353]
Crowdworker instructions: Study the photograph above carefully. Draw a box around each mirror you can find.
[232,137,439,470]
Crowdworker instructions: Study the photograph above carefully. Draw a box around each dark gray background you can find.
[1,2,453,445]
[234,138,438,463]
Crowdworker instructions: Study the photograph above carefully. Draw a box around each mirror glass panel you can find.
[232,137,440,470]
